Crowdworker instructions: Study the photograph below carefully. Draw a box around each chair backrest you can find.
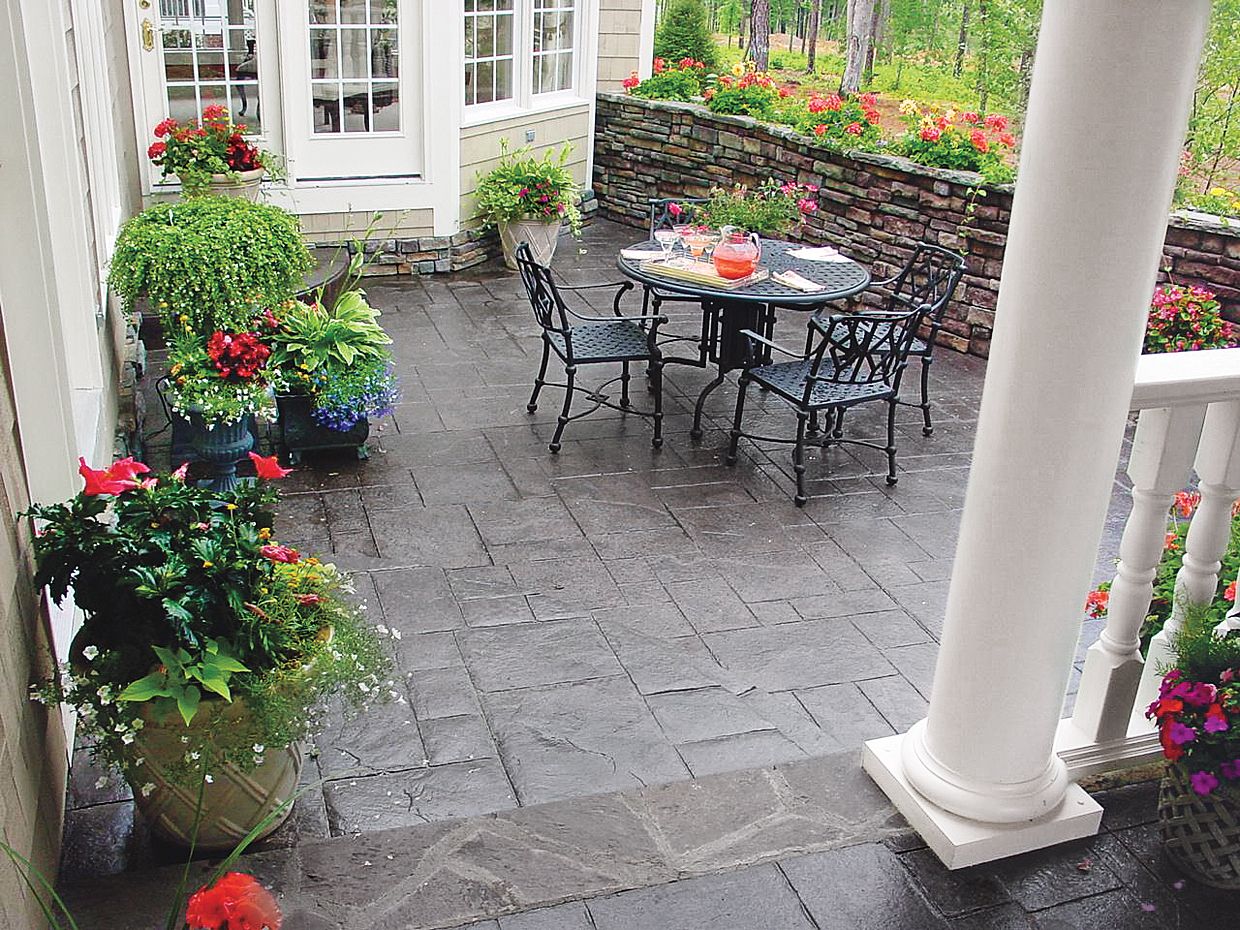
[648,197,709,236]
[882,244,967,325]
[514,242,571,336]
[806,306,927,398]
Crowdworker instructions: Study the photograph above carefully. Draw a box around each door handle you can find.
[141,19,155,52]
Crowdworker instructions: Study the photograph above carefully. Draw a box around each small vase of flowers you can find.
[474,140,583,270]
[25,456,395,852]
[694,179,820,238]
[148,105,281,199]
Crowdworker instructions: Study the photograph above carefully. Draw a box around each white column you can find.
[1069,405,1205,743]
[863,0,1212,868]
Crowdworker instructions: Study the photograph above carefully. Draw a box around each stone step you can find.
[60,749,905,930]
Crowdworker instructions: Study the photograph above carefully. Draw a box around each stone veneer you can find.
[593,92,1240,358]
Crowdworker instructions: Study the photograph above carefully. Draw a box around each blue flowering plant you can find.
[269,257,399,432]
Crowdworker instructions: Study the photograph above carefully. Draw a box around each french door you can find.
[128,0,423,188]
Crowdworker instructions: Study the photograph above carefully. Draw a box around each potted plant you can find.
[268,260,398,462]
[693,179,820,238]
[148,105,281,199]
[163,321,283,490]
[1146,602,1240,888]
[26,456,394,851]
[474,140,582,270]
[109,196,312,338]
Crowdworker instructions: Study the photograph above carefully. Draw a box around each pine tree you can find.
[654,0,720,68]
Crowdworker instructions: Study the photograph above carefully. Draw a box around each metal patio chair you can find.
[725,304,929,506]
[516,243,668,453]
[854,244,967,436]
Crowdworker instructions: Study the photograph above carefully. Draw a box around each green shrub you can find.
[654,0,717,70]
[705,70,785,120]
[629,66,703,102]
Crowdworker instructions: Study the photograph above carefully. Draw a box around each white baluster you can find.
[1071,405,1205,742]
[1141,400,1240,708]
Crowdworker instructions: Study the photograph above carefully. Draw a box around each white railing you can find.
[1056,347,1240,778]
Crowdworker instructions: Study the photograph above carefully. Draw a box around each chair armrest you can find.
[567,307,669,325]
[738,328,804,359]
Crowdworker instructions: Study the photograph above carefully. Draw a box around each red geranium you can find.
[260,544,300,564]
[146,106,270,190]
[207,331,271,381]
[185,872,282,930]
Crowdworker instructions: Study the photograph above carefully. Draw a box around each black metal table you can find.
[617,238,871,437]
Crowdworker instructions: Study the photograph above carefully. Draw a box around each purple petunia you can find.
[1167,721,1198,746]
[1190,769,1220,796]
[1204,713,1230,734]
[1221,760,1240,780]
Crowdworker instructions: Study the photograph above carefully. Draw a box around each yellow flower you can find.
[202,560,214,568]
[899,99,919,116]
[944,108,957,121]
[158,301,168,308]
[258,527,272,540]
[1210,187,1229,197]
[731,62,745,77]
[225,503,237,511]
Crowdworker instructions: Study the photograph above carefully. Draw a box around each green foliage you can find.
[108,197,312,334]
[1179,184,1240,219]
[699,180,818,236]
[1169,601,1240,685]
[785,91,884,152]
[474,140,583,235]
[706,71,785,119]
[270,289,392,374]
[630,66,704,101]
[1186,0,1240,193]
[654,0,718,70]
[897,103,1016,184]
[26,468,395,790]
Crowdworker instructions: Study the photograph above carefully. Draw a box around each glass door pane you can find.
[309,0,401,135]
[160,0,264,131]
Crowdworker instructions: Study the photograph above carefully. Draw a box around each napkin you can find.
[621,248,666,261]
[773,271,826,293]
[788,246,852,263]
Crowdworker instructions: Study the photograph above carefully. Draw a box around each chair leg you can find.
[919,355,934,436]
[885,398,899,486]
[650,359,664,449]
[528,341,550,413]
[793,411,809,507]
[725,374,750,465]
[621,360,632,409]
[832,408,847,439]
[807,410,820,436]
[549,365,575,453]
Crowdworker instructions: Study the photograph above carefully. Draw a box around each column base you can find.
[863,734,1103,869]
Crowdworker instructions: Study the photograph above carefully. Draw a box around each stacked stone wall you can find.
[593,93,1240,357]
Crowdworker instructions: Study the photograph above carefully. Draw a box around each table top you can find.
[617,238,871,307]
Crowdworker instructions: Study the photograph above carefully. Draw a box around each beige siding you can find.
[597,0,644,91]
[299,209,436,243]
[0,312,68,930]
[460,106,591,227]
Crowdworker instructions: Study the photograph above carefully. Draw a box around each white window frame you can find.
[462,0,590,127]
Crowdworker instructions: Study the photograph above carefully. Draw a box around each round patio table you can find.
[617,238,871,437]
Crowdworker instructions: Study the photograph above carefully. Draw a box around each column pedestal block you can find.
[863,735,1102,870]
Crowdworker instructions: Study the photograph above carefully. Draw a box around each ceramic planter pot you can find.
[128,697,303,852]
[185,409,254,492]
[196,167,265,201]
[276,393,369,465]
[498,218,562,271]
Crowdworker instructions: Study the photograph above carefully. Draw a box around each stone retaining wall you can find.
[593,92,1240,358]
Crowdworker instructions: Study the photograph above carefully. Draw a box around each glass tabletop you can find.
[617,238,871,306]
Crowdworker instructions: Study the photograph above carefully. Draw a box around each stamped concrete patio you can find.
[59,220,1185,928]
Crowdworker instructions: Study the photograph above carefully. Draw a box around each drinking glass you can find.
[653,228,679,259]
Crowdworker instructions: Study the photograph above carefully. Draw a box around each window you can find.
[161,0,263,131]
[309,0,401,134]
[464,0,576,110]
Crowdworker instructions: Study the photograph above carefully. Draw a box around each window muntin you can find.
[161,0,263,131]
[531,0,574,96]
[464,0,516,106]
[309,0,401,134]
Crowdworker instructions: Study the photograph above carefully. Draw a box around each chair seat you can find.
[548,320,654,363]
[834,319,928,356]
[749,359,894,408]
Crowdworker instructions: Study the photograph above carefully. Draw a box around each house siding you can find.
[597,0,645,91]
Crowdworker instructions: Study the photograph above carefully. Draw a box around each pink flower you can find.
[260,544,300,564]
[844,122,863,136]
[823,94,842,112]
[858,92,878,108]
[797,198,818,214]
[668,202,683,218]
[622,72,639,91]
[1190,769,1220,796]
[984,114,1009,131]
[171,462,191,482]
[963,111,979,124]
[920,126,942,143]
[1167,721,1197,746]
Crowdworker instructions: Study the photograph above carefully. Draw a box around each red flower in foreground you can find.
[78,457,151,496]
[1227,580,1237,602]
[148,141,167,160]
[153,118,177,138]
[207,331,271,380]
[248,452,292,480]
[260,544,300,564]
[1084,589,1109,619]
[185,871,282,930]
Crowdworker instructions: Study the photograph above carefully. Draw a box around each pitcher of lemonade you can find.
[712,226,762,280]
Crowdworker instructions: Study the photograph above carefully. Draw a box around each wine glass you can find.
[653,228,679,260]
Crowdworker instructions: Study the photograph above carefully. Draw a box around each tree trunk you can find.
[975,0,989,112]
[862,0,883,85]
[806,0,822,72]
[750,0,771,71]
[840,0,875,94]
[954,0,969,78]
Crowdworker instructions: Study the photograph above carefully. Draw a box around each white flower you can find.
[189,751,200,760]
[204,774,214,784]
[82,645,99,660]
[357,682,371,693]
[375,624,389,635]
[141,783,156,797]
[122,733,135,745]
[131,718,144,730]
[390,629,402,640]
[252,744,265,753]
[95,776,109,790]
[134,757,145,767]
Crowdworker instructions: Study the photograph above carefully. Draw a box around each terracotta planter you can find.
[276,393,369,465]
[129,697,303,852]
[498,218,562,270]
[192,167,265,201]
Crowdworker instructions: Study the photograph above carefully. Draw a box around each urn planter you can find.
[276,393,369,464]
[498,218,561,270]
[185,409,255,491]
[198,167,266,201]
